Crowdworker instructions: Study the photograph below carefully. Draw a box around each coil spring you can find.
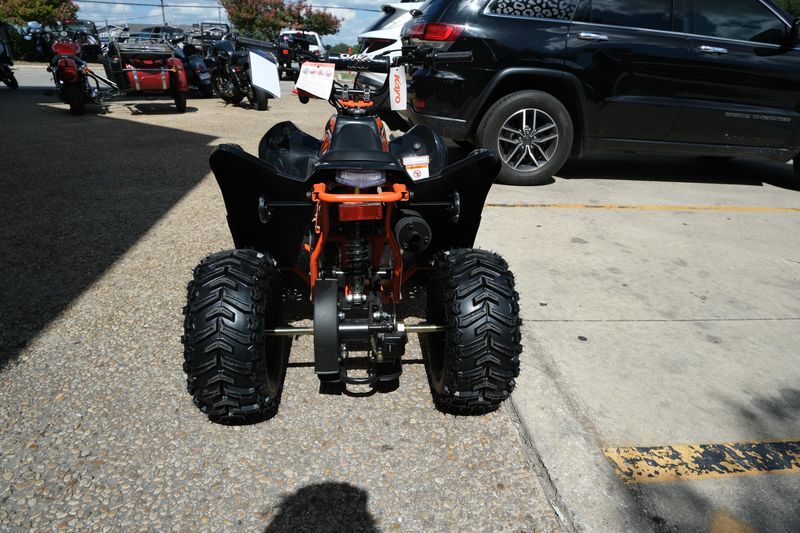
[344,223,370,275]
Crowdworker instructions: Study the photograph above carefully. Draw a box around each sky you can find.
[73,0,387,45]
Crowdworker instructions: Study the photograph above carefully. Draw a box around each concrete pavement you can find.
[2,66,800,531]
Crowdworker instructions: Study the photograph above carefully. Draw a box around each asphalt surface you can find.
[3,64,800,532]
[0,68,562,531]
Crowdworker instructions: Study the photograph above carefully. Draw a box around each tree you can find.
[775,0,800,16]
[0,0,78,25]
[221,0,341,39]
[299,7,341,36]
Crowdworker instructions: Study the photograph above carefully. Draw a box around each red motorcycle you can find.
[102,35,189,112]
[27,23,189,115]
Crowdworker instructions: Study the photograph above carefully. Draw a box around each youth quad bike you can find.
[182,45,522,423]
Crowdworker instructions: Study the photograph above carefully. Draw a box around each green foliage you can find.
[0,0,78,25]
[221,0,341,39]
[328,42,356,55]
[775,0,800,17]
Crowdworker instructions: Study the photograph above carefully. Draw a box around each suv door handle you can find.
[577,32,609,42]
[696,45,728,55]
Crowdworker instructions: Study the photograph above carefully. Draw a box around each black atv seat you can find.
[318,150,398,165]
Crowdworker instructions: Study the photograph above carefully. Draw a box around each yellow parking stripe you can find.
[603,439,800,484]
[709,513,760,533]
[486,203,800,213]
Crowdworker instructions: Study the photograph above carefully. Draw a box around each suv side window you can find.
[577,0,672,31]
[488,0,577,20]
[691,0,786,45]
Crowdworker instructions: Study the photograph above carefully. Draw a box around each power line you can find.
[76,0,382,12]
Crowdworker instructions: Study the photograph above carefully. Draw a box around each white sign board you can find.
[249,51,281,99]
[389,66,407,111]
[296,62,335,100]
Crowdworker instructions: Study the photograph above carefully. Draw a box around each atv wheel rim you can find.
[497,108,558,171]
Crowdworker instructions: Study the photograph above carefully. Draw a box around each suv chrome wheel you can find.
[478,90,573,185]
[498,108,559,171]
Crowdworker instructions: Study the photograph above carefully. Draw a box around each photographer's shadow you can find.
[264,482,378,533]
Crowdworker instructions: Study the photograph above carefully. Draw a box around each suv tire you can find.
[477,90,573,185]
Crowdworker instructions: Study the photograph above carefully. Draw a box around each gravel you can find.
[0,85,561,531]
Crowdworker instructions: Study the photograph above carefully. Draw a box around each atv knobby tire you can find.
[182,249,287,423]
[425,249,521,414]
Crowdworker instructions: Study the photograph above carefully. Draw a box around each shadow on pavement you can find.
[0,89,216,370]
[643,387,800,533]
[558,154,799,191]
[263,482,378,533]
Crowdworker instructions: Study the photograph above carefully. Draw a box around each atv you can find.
[182,46,522,423]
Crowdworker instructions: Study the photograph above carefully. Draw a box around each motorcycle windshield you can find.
[52,41,81,56]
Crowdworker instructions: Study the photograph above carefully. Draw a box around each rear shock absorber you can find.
[344,222,370,277]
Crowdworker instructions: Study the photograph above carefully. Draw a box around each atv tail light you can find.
[339,202,383,221]
[335,169,386,189]
[282,49,289,55]
[407,22,463,42]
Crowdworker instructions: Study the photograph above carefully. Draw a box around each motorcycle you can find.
[0,35,17,89]
[172,40,213,98]
[24,23,95,114]
[182,44,522,423]
[206,35,271,110]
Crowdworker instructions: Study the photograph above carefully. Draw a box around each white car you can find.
[354,2,422,129]
[357,2,423,89]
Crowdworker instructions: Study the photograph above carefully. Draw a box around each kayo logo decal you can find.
[389,66,407,111]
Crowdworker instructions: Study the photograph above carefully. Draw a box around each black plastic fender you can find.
[209,143,314,267]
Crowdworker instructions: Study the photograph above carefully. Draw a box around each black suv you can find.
[401,0,800,185]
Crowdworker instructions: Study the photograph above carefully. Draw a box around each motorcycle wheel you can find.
[174,91,187,113]
[3,73,18,90]
[213,74,243,104]
[254,88,269,111]
[64,82,85,115]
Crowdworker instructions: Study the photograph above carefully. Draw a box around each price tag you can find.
[389,66,407,111]
[249,51,281,98]
[296,62,335,100]
[403,155,430,181]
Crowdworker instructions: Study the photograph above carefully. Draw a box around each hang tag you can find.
[389,66,407,111]
[402,155,430,181]
[296,62,335,100]
[249,51,281,98]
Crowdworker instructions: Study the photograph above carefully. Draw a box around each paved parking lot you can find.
[2,67,800,532]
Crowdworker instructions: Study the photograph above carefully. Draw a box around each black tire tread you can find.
[426,249,522,415]
[182,249,285,423]
[65,82,85,115]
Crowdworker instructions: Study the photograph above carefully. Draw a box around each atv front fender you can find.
[407,149,500,265]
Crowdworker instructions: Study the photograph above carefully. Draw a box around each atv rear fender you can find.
[208,121,500,268]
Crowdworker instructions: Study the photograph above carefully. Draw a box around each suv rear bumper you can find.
[401,108,471,140]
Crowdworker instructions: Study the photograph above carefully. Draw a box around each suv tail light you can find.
[407,23,464,42]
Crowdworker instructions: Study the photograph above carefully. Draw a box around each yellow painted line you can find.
[603,439,800,484]
[485,203,800,213]
[709,512,760,533]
